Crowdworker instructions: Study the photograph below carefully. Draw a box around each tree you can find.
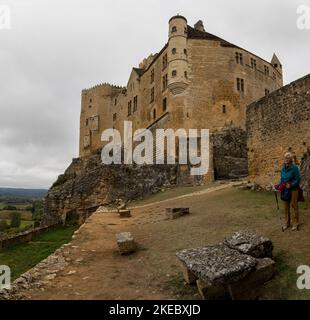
[10,211,21,228]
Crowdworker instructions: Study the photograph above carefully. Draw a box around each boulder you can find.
[176,244,257,286]
[166,208,190,219]
[116,232,136,255]
[224,230,273,258]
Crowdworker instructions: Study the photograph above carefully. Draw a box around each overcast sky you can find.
[0,0,309,189]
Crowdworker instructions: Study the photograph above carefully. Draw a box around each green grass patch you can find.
[130,184,213,207]
[0,225,78,280]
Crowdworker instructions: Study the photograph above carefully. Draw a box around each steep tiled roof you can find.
[187,25,239,49]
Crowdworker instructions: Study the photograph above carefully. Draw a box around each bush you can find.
[10,211,22,228]
[3,205,17,211]
[0,219,9,231]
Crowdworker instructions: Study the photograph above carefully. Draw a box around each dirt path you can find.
[23,184,310,300]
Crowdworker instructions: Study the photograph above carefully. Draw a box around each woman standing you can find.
[276,152,301,231]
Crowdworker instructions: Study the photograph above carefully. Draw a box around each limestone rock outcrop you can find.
[42,151,182,226]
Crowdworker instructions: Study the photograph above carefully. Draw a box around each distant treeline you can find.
[0,188,47,199]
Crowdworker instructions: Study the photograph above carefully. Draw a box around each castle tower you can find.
[167,15,189,95]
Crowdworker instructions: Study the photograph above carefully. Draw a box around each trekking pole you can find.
[270,183,279,210]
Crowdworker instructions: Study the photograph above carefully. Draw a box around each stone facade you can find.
[246,74,310,186]
[79,15,283,177]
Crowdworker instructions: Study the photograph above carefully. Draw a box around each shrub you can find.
[10,211,22,228]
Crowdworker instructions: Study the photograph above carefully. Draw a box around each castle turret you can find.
[167,15,189,95]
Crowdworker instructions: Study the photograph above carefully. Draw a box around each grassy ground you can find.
[129,183,213,207]
[0,210,32,220]
[0,226,78,280]
[25,187,310,300]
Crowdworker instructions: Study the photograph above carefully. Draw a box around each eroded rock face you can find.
[176,244,257,286]
[42,151,179,226]
[300,151,310,192]
[224,230,273,258]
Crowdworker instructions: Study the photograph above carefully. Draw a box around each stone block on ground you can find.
[196,279,229,300]
[224,230,273,258]
[116,232,136,255]
[119,209,131,218]
[176,244,257,286]
[229,257,276,300]
[166,208,190,219]
[178,261,198,285]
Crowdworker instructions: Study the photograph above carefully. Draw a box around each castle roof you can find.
[187,25,281,68]
[187,25,239,47]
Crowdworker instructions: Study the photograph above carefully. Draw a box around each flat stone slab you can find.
[166,208,190,219]
[176,244,257,286]
[119,209,131,218]
[116,232,136,255]
[224,230,273,258]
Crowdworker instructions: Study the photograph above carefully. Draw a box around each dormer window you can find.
[171,26,177,33]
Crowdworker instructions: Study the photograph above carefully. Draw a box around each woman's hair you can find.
[284,152,293,159]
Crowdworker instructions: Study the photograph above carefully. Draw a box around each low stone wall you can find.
[0,225,58,250]
[246,74,310,186]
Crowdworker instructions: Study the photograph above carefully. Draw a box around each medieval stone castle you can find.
[79,15,283,159]
[42,15,309,226]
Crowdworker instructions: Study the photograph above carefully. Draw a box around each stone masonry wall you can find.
[246,74,310,186]
[212,127,248,180]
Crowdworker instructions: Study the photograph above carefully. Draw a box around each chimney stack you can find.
[194,20,205,32]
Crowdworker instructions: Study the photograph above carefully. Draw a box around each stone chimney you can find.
[194,20,205,32]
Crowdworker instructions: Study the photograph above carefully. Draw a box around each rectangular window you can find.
[162,74,168,91]
[264,65,269,76]
[133,96,138,112]
[237,78,244,92]
[150,87,154,103]
[250,58,257,69]
[150,69,155,83]
[128,101,132,116]
[113,113,117,121]
[235,52,243,65]
[163,97,167,112]
[162,53,168,70]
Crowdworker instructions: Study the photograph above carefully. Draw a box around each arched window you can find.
[172,48,177,54]
[171,26,177,33]
[172,70,177,77]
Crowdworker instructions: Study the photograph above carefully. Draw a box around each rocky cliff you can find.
[42,150,200,226]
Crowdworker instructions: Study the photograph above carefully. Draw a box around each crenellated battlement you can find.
[82,82,126,93]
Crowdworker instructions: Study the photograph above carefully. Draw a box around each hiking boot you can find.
[282,225,289,232]
[291,226,299,231]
